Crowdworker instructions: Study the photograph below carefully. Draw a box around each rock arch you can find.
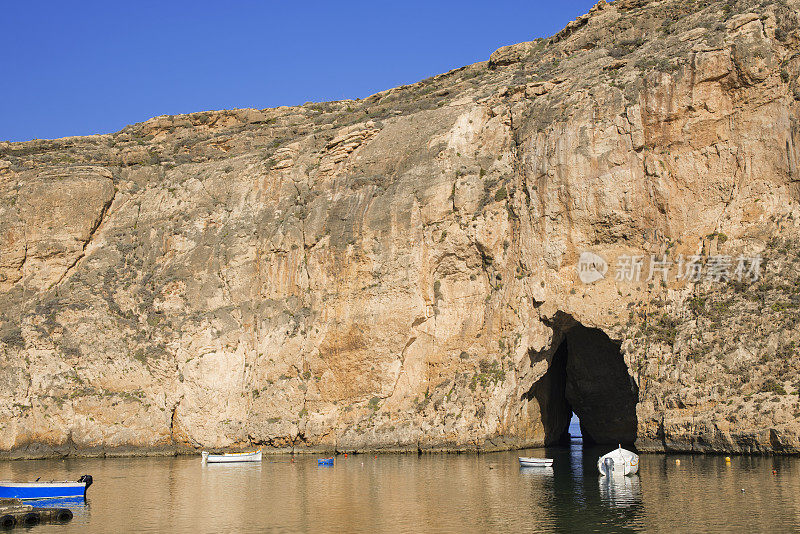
[525,316,639,446]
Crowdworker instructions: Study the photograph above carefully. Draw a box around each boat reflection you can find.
[201,462,263,471]
[25,496,91,522]
[518,466,553,477]
[598,473,642,508]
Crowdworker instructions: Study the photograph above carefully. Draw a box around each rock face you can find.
[2,0,800,457]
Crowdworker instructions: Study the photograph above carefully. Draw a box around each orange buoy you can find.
[344,453,347,457]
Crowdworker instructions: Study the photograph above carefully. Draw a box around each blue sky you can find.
[1,1,598,142]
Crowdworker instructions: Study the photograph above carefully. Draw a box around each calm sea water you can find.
[2,425,799,533]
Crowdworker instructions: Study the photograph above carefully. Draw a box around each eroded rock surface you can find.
[2,0,800,456]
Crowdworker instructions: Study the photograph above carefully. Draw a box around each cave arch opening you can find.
[525,320,639,447]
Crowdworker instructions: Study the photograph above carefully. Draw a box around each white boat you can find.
[597,445,639,476]
[518,457,553,468]
[201,450,262,463]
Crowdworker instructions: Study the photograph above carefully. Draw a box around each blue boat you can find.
[0,475,92,500]
[317,458,334,466]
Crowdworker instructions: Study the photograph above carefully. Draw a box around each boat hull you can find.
[0,482,88,501]
[201,451,262,463]
[598,447,639,476]
[518,457,553,468]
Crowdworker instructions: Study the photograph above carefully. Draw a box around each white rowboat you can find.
[597,446,639,476]
[518,457,553,468]
[201,450,262,463]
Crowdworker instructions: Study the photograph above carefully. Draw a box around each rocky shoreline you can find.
[4,432,800,461]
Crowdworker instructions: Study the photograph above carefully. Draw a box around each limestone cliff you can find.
[2,0,800,457]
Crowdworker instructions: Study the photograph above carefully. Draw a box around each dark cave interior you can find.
[525,322,639,446]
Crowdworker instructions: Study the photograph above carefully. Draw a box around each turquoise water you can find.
[2,425,798,533]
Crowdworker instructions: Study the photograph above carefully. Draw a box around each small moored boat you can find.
[518,457,553,468]
[0,475,92,500]
[598,446,639,476]
[201,450,262,463]
[317,458,334,466]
